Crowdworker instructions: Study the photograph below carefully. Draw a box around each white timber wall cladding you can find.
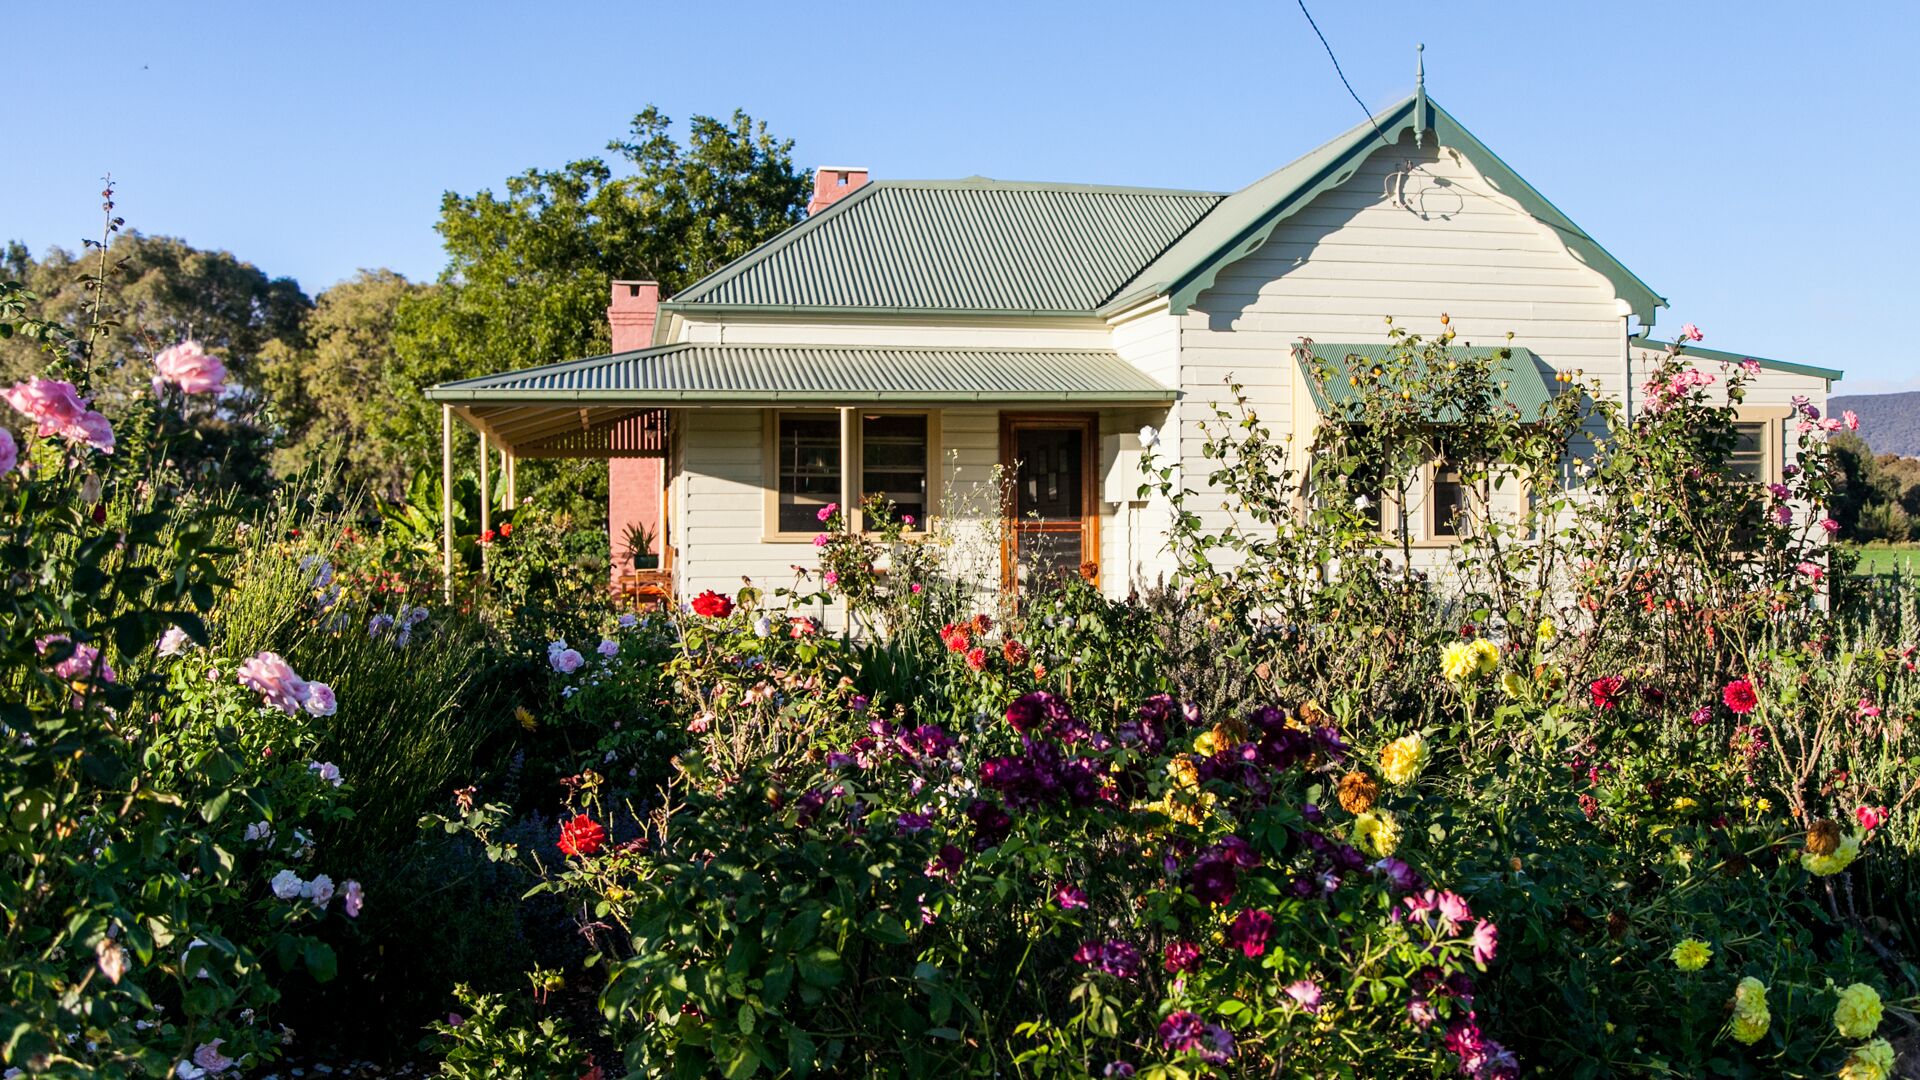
[1178,132,1629,547]
[675,407,1009,631]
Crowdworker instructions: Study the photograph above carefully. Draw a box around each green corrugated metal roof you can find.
[425,343,1178,404]
[663,178,1225,315]
[1297,343,1557,421]
[1106,95,1666,323]
[660,95,1663,325]
[1628,336,1842,382]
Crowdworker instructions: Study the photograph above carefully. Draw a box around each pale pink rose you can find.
[1740,359,1761,375]
[1681,323,1704,342]
[1820,417,1843,433]
[157,625,191,656]
[550,648,584,674]
[303,681,337,716]
[596,637,619,658]
[191,1038,234,1073]
[342,878,364,917]
[1843,410,1860,432]
[0,427,15,475]
[308,760,343,786]
[1795,420,1814,435]
[2,378,113,452]
[152,340,228,395]
[71,410,114,453]
[238,651,309,713]
[37,634,115,684]
[1796,561,1825,581]
[303,873,335,909]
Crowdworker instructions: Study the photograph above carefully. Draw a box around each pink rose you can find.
[37,635,115,684]
[303,681,337,716]
[1681,323,1704,342]
[1843,410,1859,432]
[902,514,916,527]
[1820,518,1840,535]
[816,502,839,523]
[1820,417,1843,433]
[238,650,310,714]
[342,878,364,917]
[1740,359,1761,375]
[152,340,228,395]
[550,648,584,674]
[0,428,15,475]
[812,533,829,547]
[3,378,113,453]
[1795,561,1825,582]
[1857,806,1889,831]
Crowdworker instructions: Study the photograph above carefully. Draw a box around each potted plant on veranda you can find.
[622,521,659,570]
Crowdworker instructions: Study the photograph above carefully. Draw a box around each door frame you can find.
[999,411,1100,591]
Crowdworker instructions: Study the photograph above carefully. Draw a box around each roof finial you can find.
[1414,43,1427,147]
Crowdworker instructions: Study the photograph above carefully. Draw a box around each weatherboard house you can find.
[427,86,1843,619]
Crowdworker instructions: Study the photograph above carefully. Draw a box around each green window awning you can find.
[1295,343,1557,422]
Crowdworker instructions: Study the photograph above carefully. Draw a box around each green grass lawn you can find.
[1849,543,1920,575]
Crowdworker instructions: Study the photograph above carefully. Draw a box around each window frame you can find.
[1727,405,1789,487]
[761,408,941,543]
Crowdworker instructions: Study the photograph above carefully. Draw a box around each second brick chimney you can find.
[607,280,663,583]
[608,279,660,352]
[807,166,870,215]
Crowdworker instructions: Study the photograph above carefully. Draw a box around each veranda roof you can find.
[425,342,1179,458]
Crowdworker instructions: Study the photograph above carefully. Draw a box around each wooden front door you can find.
[1001,414,1098,590]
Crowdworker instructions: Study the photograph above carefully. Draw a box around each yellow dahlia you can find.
[1440,641,1478,682]
[1838,1039,1895,1080]
[1352,809,1401,857]
[1469,638,1500,675]
[1669,938,1711,972]
[1378,733,1429,786]
[1730,976,1770,1045]
[1834,983,1883,1039]
[1802,831,1863,876]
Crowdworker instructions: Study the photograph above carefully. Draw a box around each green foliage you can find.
[386,106,810,513]
[257,270,428,497]
[429,981,590,1080]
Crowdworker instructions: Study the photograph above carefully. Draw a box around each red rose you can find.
[480,529,497,544]
[966,646,988,671]
[498,521,513,538]
[690,590,734,618]
[1588,675,1626,711]
[1721,678,1758,715]
[1002,639,1028,665]
[557,813,606,857]
[788,616,817,638]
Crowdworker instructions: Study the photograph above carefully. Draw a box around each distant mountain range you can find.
[1830,392,1920,458]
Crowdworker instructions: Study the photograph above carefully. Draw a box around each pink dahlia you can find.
[1721,678,1758,715]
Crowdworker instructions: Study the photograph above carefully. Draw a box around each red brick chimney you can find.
[608,279,660,352]
[607,280,663,584]
[807,166,870,215]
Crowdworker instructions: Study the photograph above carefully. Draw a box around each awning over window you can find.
[425,342,1178,458]
[1294,343,1557,422]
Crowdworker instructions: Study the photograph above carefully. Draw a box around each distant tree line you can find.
[1832,431,1920,543]
[2,107,810,518]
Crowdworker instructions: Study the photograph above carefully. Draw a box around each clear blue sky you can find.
[6,2,1916,390]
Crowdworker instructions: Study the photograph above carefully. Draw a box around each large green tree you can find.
[387,106,811,510]
[259,269,428,498]
[0,232,311,492]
